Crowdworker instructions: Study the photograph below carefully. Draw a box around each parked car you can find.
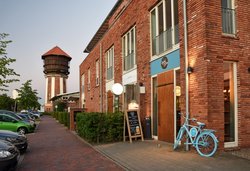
[0,130,28,153]
[0,113,34,134]
[20,111,40,120]
[0,140,19,171]
[30,111,42,117]
[0,110,23,120]
[18,113,36,128]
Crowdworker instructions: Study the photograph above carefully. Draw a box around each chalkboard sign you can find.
[125,109,144,143]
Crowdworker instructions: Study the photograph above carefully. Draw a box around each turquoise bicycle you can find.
[173,113,219,157]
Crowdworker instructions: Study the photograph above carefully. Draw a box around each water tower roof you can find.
[42,46,71,60]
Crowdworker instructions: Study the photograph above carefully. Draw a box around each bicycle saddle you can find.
[197,122,205,127]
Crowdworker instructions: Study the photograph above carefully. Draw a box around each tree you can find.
[54,101,67,112]
[0,33,19,91]
[16,80,41,110]
[0,94,15,110]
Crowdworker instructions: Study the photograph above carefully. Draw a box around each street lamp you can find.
[12,89,19,112]
[111,83,124,112]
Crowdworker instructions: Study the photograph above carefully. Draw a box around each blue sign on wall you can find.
[150,49,180,76]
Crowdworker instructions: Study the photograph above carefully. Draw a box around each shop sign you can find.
[161,56,168,69]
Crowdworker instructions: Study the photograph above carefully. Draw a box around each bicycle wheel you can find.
[173,128,184,150]
[195,132,218,157]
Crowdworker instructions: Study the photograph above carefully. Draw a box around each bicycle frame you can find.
[179,119,203,147]
[179,116,219,147]
[174,114,219,157]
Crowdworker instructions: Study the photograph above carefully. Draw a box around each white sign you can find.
[12,89,19,99]
[122,69,137,85]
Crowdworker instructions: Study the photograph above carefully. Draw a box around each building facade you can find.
[42,46,71,112]
[79,0,250,149]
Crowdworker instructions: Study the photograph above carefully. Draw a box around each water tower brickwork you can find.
[41,46,71,112]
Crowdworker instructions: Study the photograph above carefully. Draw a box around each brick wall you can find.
[80,0,157,116]
[179,0,250,148]
[80,0,250,148]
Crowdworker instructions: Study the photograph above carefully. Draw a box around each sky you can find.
[0,0,117,105]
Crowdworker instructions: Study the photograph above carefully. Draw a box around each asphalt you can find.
[17,115,250,171]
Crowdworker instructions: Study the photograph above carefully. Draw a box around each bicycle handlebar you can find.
[178,112,197,122]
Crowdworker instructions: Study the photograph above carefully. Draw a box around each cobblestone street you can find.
[17,115,123,171]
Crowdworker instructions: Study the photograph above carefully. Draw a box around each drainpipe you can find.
[183,0,189,151]
[100,43,103,112]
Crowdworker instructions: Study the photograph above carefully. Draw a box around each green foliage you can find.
[16,80,41,110]
[0,94,15,110]
[54,101,67,112]
[0,33,19,91]
[52,111,69,128]
[76,112,124,144]
[52,111,59,119]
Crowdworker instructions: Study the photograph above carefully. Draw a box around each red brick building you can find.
[79,0,250,150]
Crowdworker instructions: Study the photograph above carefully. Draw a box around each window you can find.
[221,0,236,35]
[87,68,90,91]
[81,74,85,105]
[106,47,114,80]
[224,62,238,147]
[96,60,100,86]
[151,0,179,56]
[152,77,158,136]
[0,115,15,122]
[124,84,139,110]
[122,27,136,71]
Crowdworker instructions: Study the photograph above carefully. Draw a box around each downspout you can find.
[79,67,81,108]
[183,0,189,151]
[100,43,103,112]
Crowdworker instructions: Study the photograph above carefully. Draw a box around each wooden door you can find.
[157,70,174,143]
[107,91,113,113]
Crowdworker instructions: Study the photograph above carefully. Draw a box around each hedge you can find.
[76,112,124,144]
[52,111,70,128]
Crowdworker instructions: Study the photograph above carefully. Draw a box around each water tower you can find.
[41,46,71,112]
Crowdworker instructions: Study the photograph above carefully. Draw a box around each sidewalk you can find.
[94,140,250,171]
[19,115,250,171]
[17,115,123,171]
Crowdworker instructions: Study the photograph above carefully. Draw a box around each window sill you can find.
[151,44,179,62]
[222,33,239,40]
[123,65,137,75]
[106,78,114,83]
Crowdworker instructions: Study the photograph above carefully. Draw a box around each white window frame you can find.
[81,74,85,106]
[106,46,114,81]
[96,59,100,86]
[87,68,90,91]
[224,61,238,148]
[221,0,236,35]
[150,0,179,57]
[122,26,136,72]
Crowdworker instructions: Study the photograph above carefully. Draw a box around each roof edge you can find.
[83,0,123,53]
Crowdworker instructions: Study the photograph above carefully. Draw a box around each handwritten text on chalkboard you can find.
[127,111,141,135]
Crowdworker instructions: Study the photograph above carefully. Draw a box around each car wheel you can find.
[18,127,28,134]
[20,146,27,153]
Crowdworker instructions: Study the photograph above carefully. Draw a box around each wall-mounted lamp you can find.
[187,66,193,74]
[248,67,250,73]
